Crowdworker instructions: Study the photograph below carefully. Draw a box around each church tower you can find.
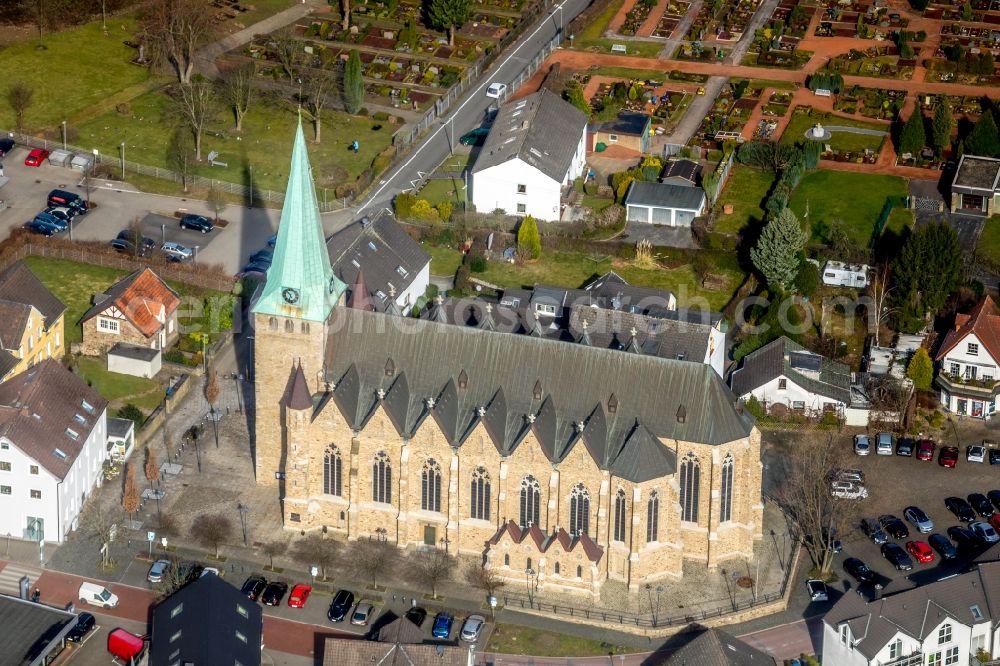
[252,119,346,486]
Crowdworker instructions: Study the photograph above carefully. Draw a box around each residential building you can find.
[0,359,108,542]
[821,560,1000,666]
[655,625,777,665]
[471,90,588,221]
[935,295,1000,418]
[624,181,706,226]
[322,636,472,666]
[729,336,852,420]
[80,268,180,356]
[327,215,431,313]
[150,573,263,666]
[660,159,703,187]
[0,594,78,666]
[253,121,763,600]
[426,275,727,377]
[589,111,652,154]
[950,154,1000,215]
[0,261,66,382]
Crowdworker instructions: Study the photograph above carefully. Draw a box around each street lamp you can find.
[61,120,66,151]
[238,503,249,546]
[524,567,537,606]
[248,164,254,207]
[120,141,125,179]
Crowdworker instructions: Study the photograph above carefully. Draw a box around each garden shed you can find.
[624,181,706,226]
[589,112,652,154]
[108,341,161,378]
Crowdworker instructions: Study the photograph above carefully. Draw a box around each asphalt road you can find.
[358,0,593,216]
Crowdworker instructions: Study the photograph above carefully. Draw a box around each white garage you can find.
[625,181,706,227]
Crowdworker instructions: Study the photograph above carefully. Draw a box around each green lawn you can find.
[477,251,739,309]
[747,78,800,91]
[0,16,151,130]
[714,165,775,235]
[571,0,663,58]
[237,0,298,26]
[593,66,667,82]
[788,171,908,246]
[884,207,914,237]
[976,216,1000,266]
[75,91,394,193]
[486,624,637,657]
[779,109,888,153]
[72,357,165,412]
[427,246,464,277]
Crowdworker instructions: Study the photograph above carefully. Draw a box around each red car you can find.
[24,148,48,167]
[939,446,959,468]
[989,514,1000,533]
[906,540,935,564]
[287,583,312,608]
[916,439,935,461]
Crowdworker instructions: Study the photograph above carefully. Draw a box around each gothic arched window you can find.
[569,483,590,537]
[519,475,540,528]
[421,458,442,512]
[646,490,660,543]
[372,451,391,503]
[323,444,342,496]
[613,488,626,542]
[470,467,491,520]
[720,453,734,523]
[679,453,700,523]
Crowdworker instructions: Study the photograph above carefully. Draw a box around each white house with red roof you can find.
[935,296,1000,418]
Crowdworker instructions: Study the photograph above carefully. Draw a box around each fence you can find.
[2,129,349,213]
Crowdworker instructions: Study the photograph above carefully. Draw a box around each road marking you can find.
[360,0,570,211]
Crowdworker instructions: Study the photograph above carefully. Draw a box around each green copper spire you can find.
[252,119,346,322]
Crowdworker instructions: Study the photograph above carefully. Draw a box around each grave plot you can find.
[815,2,908,38]
[832,85,906,119]
[684,0,758,42]
[653,0,691,37]
[617,0,660,35]
[823,45,915,79]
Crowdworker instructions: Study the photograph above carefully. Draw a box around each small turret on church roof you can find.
[252,118,346,322]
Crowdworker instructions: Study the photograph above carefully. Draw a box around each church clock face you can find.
[282,287,300,304]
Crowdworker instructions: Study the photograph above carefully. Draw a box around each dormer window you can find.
[535,303,556,316]
[971,604,983,620]
[65,428,79,441]
[968,343,979,356]
[73,414,86,424]
[839,624,851,646]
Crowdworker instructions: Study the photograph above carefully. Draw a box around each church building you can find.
[251,122,765,597]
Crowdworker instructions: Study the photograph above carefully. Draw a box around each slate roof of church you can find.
[320,308,753,482]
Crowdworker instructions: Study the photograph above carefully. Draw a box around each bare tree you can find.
[7,82,34,132]
[271,34,299,84]
[341,0,351,30]
[171,80,218,161]
[190,513,232,558]
[291,532,340,580]
[145,447,159,489]
[79,503,123,569]
[351,538,397,588]
[19,0,70,42]
[866,264,896,346]
[222,61,256,132]
[167,127,196,193]
[465,561,506,598]
[777,435,864,577]
[408,549,454,599]
[205,368,220,448]
[300,67,338,143]
[261,539,288,570]
[140,0,214,84]
[122,464,140,521]
[206,186,227,223]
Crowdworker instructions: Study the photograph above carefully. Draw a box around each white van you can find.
[78,581,119,608]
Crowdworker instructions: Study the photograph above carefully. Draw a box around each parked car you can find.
[267,233,277,248]
[180,213,214,233]
[288,584,312,608]
[947,526,979,551]
[261,581,289,606]
[327,589,356,622]
[24,148,49,166]
[862,518,889,545]
[971,521,1000,544]
[162,241,193,261]
[989,514,1000,534]
[844,557,875,583]
[146,559,171,583]
[485,82,507,98]
[928,533,958,560]
[26,220,57,236]
[905,540,935,564]
[249,249,273,265]
[903,506,934,533]
[939,446,959,468]
[241,260,270,275]
[432,612,454,639]
[897,437,915,456]
[34,211,66,231]
[200,567,221,578]
[459,127,490,146]
[44,206,76,223]
[176,561,203,582]
[48,189,89,215]
[988,490,1000,512]
[917,439,935,461]
[991,449,1000,466]
[881,543,914,571]
[876,432,895,455]
[110,238,150,257]
[65,612,96,643]
[461,614,487,641]
[829,468,866,485]
[0,138,15,157]
[351,601,375,626]
[969,445,987,463]
[831,481,868,499]
[879,514,909,539]
[946,496,977,522]
[969,493,995,517]
[117,229,156,251]
[405,606,427,627]
[241,576,267,601]
[854,435,871,456]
